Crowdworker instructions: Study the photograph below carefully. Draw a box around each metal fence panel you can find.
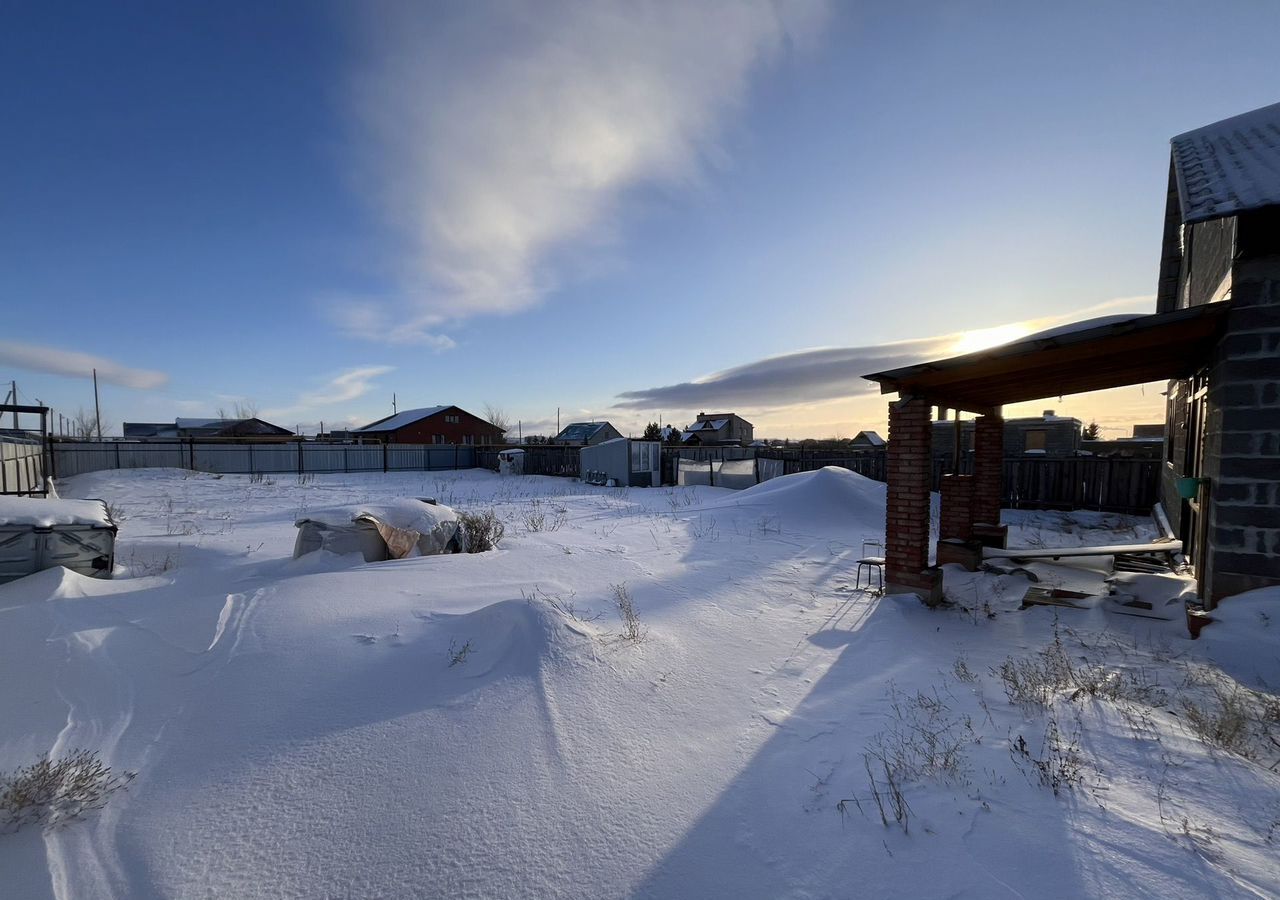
[1,437,45,495]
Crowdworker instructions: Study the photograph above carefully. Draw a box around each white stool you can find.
[855,538,885,592]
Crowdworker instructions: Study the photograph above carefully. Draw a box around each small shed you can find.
[0,497,117,584]
[581,438,660,487]
[498,448,525,475]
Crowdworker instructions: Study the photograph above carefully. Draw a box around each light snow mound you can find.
[0,564,146,605]
[1198,586,1280,689]
[426,598,597,681]
[695,466,886,530]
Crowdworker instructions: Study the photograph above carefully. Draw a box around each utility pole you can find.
[92,369,102,439]
[393,393,397,414]
[556,407,560,433]
[9,380,17,428]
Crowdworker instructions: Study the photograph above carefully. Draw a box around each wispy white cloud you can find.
[339,0,828,342]
[262,365,395,420]
[0,340,167,390]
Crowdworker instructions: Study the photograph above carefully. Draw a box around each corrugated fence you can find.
[1,436,45,495]
[47,440,1160,513]
[51,441,479,478]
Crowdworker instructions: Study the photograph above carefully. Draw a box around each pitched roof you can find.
[1171,101,1280,224]
[555,422,612,442]
[354,406,448,433]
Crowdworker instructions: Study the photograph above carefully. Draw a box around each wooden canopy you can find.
[863,303,1230,415]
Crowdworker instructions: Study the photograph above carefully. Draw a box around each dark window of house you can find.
[1025,430,1047,451]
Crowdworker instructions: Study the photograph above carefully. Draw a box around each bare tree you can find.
[483,403,511,435]
[70,407,99,439]
[216,400,260,420]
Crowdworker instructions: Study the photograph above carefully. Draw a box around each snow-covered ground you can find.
[1,467,1277,899]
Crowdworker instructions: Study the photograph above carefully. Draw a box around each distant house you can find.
[681,412,753,446]
[932,411,1081,462]
[1132,424,1166,439]
[552,421,623,446]
[123,417,294,440]
[351,406,505,445]
[851,430,886,449]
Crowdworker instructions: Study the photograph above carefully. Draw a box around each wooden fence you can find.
[475,445,581,477]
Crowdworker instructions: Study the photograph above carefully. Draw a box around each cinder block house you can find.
[352,406,506,445]
[1155,102,1280,602]
[864,100,1279,607]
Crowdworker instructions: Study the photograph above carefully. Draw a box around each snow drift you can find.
[696,466,887,531]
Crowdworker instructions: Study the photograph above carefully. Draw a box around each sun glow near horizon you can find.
[948,323,1034,355]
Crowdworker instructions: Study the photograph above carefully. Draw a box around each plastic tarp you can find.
[756,457,785,483]
[676,458,760,490]
[293,499,464,562]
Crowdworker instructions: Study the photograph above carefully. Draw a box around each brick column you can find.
[939,474,974,539]
[885,397,943,603]
[973,414,1004,526]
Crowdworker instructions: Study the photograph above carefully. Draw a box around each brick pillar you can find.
[973,415,1004,527]
[939,474,974,539]
[885,397,943,603]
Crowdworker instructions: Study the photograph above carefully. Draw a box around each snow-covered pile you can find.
[295,497,462,559]
[0,468,1276,899]
[698,465,887,531]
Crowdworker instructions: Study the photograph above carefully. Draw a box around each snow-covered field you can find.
[1,467,1278,899]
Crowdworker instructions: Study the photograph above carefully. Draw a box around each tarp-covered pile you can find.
[293,498,465,562]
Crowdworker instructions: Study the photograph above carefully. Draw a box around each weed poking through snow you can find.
[458,509,504,552]
[1,749,135,834]
[611,583,646,644]
[448,639,475,667]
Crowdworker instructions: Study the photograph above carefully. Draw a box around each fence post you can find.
[248,442,254,475]
[188,439,195,470]
[455,444,459,471]
[115,442,121,470]
[298,440,304,475]
[344,446,349,473]
[708,457,714,487]
[382,442,388,473]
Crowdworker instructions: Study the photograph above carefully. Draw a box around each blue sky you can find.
[3,0,1278,439]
